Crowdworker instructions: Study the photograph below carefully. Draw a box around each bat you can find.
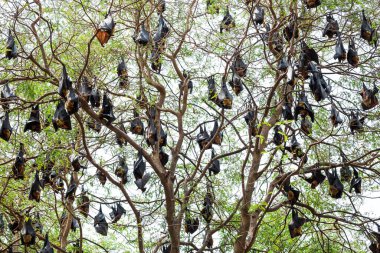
[24,104,42,133]
[301,41,319,64]
[5,30,17,59]
[158,122,167,147]
[134,24,150,46]
[0,111,12,142]
[285,135,305,160]
[361,10,376,45]
[146,118,158,146]
[196,125,210,150]
[21,218,36,246]
[184,215,199,234]
[78,192,90,217]
[162,244,172,253]
[220,7,235,33]
[179,71,193,95]
[130,110,144,135]
[135,172,151,192]
[52,100,72,131]
[245,109,258,136]
[287,64,297,86]
[99,93,116,123]
[133,151,146,180]
[159,147,169,166]
[65,88,79,115]
[340,154,352,182]
[349,167,362,194]
[349,111,365,134]
[96,169,107,185]
[89,87,101,108]
[209,149,220,175]
[150,47,162,73]
[94,205,108,236]
[117,58,129,88]
[333,33,346,63]
[71,155,86,172]
[282,102,294,121]
[115,156,128,184]
[231,53,247,78]
[309,63,328,102]
[277,57,288,72]
[58,65,72,98]
[304,170,326,189]
[288,209,308,238]
[283,178,300,205]
[330,105,343,127]
[28,171,42,202]
[303,0,321,8]
[109,203,126,223]
[201,189,213,224]
[283,19,299,42]
[360,83,379,110]
[87,118,101,133]
[347,38,359,67]
[79,76,91,103]
[156,0,166,14]
[273,125,284,146]
[65,174,77,200]
[116,123,128,147]
[210,120,223,145]
[8,217,22,234]
[294,91,314,122]
[301,117,312,135]
[1,83,16,109]
[54,176,65,193]
[297,51,310,80]
[95,12,115,47]
[322,14,339,39]
[153,15,169,43]
[217,79,233,109]
[253,7,264,25]
[40,234,53,253]
[325,169,344,199]
[208,76,218,102]
[12,143,25,180]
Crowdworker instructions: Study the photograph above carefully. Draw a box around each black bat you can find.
[253,7,264,25]
[360,83,379,110]
[89,87,101,108]
[304,170,326,189]
[273,125,284,146]
[347,38,359,67]
[210,120,223,145]
[52,100,72,131]
[79,76,91,103]
[303,0,321,8]
[8,217,22,234]
[116,123,127,147]
[65,174,77,200]
[99,93,116,123]
[231,53,247,77]
[184,210,199,234]
[21,218,36,246]
[40,234,53,253]
[282,102,294,121]
[24,104,42,133]
[87,118,101,133]
[133,151,146,180]
[0,111,12,142]
[158,122,167,147]
[135,173,151,193]
[29,171,42,202]
[283,178,300,205]
[201,190,213,224]
[277,57,288,72]
[162,244,171,253]
[71,155,86,172]
[285,135,305,160]
[150,47,162,73]
[196,125,210,150]
[146,118,158,146]
[12,143,25,180]
[301,117,312,135]
[349,111,365,134]
[330,105,343,127]
[322,14,339,39]
[58,65,72,98]
[228,74,245,96]
[361,10,376,45]
[297,51,310,80]
[117,58,129,88]
[333,33,346,63]
[208,76,218,102]
[130,110,144,135]
[301,41,319,64]
[96,169,107,185]
[154,15,169,43]
[78,192,90,217]
[294,92,314,122]
[115,156,128,184]
[5,30,17,59]
[109,203,126,224]
[94,205,108,236]
[1,83,16,109]
[220,7,235,33]
[288,209,308,238]
[134,24,150,46]
[349,167,362,194]
[287,64,297,86]
[159,147,169,167]
[179,70,193,95]
[340,154,352,182]
[325,169,344,199]
[95,12,115,47]
[245,109,258,136]
[65,88,79,115]
[283,19,299,42]
[309,63,328,102]
[209,149,220,176]
[217,79,233,109]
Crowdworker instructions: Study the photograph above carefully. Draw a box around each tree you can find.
[0,0,379,252]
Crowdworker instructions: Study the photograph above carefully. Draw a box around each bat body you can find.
[5,30,17,59]
[231,53,247,78]
[29,171,42,202]
[330,105,343,127]
[217,81,233,109]
[347,38,359,67]
[96,14,115,46]
[52,100,72,131]
[109,203,126,223]
[99,93,116,123]
[117,58,129,88]
[135,24,150,46]
[326,169,344,199]
[360,83,378,110]
[273,125,284,146]
[65,88,79,115]
[210,120,223,145]
[94,206,108,236]
[323,14,339,38]
[333,34,346,63]
[304,0,321,8]
[0,112,12,141]
[244,109,258,136]
[220,8,235,33]
[305,170,326,189]
[294,92,314,122]
[24,104,42,133]
[89,88,101,108]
